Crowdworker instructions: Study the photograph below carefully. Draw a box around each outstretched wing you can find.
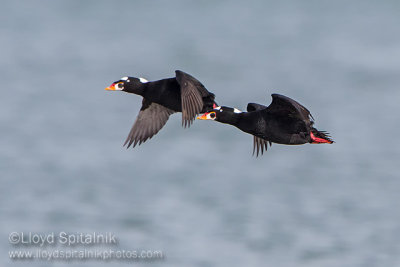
[124,99,175,148]
[175,70,207,128]
[266,94,314,123]
[252,136,272,157]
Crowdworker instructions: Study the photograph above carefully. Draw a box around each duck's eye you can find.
[210,112,216,119]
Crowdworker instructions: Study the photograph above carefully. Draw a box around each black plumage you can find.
[106,70,217,148]
[198,94,333,156]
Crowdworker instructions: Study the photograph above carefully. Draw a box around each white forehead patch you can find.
[214,106,222,110]
[233,108,242,113]
[121,77,129,81]
[139,77,148,83]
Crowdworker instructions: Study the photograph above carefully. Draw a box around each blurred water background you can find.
[1,1,400,266]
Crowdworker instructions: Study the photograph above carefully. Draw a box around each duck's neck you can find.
[221,112,259,136]
[219,112,243,127]
[124,83,147,96]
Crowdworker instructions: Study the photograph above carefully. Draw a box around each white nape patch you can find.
[139,77,148,83]
[233,108,242,113]
[121,76,129,81]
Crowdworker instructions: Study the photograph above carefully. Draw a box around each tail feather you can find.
[310,128,334,144]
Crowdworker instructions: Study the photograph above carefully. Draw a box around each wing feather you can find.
[252,136,271,157]
[123,99,175,148]
[266,94,314,124]
[175,70,206,128]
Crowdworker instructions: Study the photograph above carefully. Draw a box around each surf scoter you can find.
[197,94,333,156]
[106,70,217,148]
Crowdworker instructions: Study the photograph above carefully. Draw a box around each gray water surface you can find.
[1,1,400,266]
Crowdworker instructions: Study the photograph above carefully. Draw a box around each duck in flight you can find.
[197,94,333,156]
[106,70,217,148]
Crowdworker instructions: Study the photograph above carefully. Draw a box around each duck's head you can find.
[105,76,149,94]
[197,106,242,123]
